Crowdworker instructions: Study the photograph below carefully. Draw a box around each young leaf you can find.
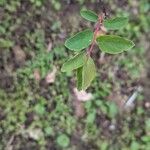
[61,51,87,72]
[65,29,93,51]
[96,35,135,54]
[76,57,96,91]
[104,17,128,30]
[80,10,98,22]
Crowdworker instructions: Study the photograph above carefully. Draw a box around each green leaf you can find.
[0,38,14,48]
[86,109,96,124]
[130,141,140,150]
[76,57,96,90]
[56,134,70,148]
[82,57,96,90]
[80,9,98,22]
[34,104,45,115]
[141,136,150,142]
[104,17,128,30]
[65,29,93,51]
[44,127,53,136]
[96,35,135,54]
[76,67,83,90]
[107,102,118,118]
[61,51,87,72]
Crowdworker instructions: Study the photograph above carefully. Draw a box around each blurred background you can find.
[0,0,149,149]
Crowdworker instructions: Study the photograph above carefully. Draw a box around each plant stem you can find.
[87,14,104,56]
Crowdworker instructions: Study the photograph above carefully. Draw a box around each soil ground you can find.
[0,0,150,150]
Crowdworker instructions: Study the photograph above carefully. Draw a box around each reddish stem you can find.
[87,14,104,56]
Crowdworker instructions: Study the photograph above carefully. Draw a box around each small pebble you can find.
[109,124,116,131]
[145,102,150,108]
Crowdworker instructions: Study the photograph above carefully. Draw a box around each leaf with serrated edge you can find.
[96,35,135,54]
[65,29,93,51]
[104,17,128,30]
[61,51,87,72]
[80,10,98,22]
[82,57,96,90]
